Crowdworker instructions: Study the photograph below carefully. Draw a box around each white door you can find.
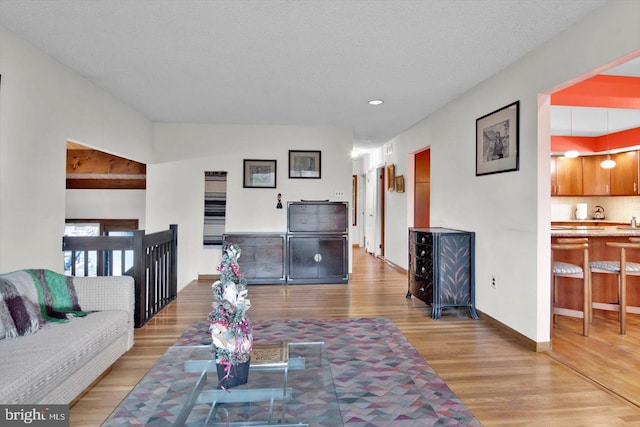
[374,166,384,257]
[365,168,377,254]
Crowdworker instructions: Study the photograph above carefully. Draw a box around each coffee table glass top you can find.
[102,341,342,426]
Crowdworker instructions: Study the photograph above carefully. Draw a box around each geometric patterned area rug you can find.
[181,318,480,427]
[104,318,481,427]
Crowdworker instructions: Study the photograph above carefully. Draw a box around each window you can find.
[63,219,138,276]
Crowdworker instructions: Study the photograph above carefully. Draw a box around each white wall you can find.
[66,190,146,228]
[0,26,154,273]
[376,1,640,343]
[148,123,353,291]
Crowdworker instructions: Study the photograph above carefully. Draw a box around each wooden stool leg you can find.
[588,270,593,324]
[553,276,558,325]
[617,275,622,322]
[582,275,589,337]
[620,249,627,335]
[582,249,589,337]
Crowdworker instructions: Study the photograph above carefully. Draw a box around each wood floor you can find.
[71,247,640,426]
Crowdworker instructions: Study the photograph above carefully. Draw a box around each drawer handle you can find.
[420,236,426,243]
[420,250,426,257]
[421,267,426,274]
[314,253,322,263]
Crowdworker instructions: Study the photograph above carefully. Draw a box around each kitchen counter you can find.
[551,225,640,237]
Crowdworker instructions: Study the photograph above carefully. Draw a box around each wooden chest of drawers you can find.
[222,233,286,284]
[287,202,349,284]
[407,227,478,319]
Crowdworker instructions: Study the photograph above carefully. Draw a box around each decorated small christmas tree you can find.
[208,243,253,388]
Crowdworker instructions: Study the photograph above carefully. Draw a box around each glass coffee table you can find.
[103,341,342,427]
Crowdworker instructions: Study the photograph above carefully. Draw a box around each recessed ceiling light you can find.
[368,99,384,106]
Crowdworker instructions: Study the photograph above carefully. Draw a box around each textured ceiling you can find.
[0,0,611,150]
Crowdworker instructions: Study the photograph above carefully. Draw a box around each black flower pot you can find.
[216,358,250,389]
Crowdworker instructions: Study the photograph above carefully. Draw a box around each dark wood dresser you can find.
[407,227,478,319]
[222,233,286,284]
[287,201,349,284]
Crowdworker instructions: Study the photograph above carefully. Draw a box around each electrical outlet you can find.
[491,275,496,289]
[334,190,345,197]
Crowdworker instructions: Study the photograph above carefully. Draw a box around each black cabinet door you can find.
[288,235,348,283]
[289,237,318,278]
[317,237,347,278]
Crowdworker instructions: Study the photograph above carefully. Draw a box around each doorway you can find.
[414,148,431,227]
[363,166,386,258]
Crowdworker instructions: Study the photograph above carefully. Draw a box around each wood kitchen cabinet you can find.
[582,155,610,195]
[552,156,583,196]
[550,156,557,195]
[610,151,639,195]
[551,151,639,197]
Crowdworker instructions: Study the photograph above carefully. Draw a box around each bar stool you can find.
[589,238,640,335]
[551,238,590,337]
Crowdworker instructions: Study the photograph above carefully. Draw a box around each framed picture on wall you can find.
[243,159,277,188]
[386,164,395,190]
[289,150,321,178]
[395,175,405,193]
[476,100,519,176]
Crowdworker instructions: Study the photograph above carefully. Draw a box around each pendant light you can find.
[600,111,616,169]
[564,108,579,158]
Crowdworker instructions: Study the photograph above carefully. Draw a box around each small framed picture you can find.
[289,150,321,178]
[476,100,519,176]
[243,159,277,188]
[395,175,405,193]
[386,164,395,190]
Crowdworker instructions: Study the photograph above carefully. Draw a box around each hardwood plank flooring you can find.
[70,247,640,426]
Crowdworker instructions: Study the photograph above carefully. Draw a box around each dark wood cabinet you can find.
[222,233,286,284]
[288,202,348,233]
[287,235,348,283]
[287,202,349,284]
[407,227,478,320]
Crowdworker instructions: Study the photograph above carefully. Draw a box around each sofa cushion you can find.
[0,310,129,404]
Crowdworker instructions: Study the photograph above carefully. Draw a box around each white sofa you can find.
[0,275,135,404]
